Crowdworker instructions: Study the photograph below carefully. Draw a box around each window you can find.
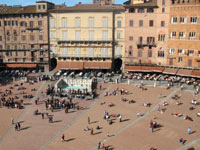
[0,21,1,27]
[15,51,18,56]
[162,8,165,13]
[117,31,121,39]
[190,17,197,24]
[0,45,2,49]
[147,8,154,13]
[178,49,185,55]
[29,21,34,28]
[30,14,34,18]
[138,49,142,57]
[170,32,176,39]
[178,57,182,63]
[147,37,155,44]
[162,0,165,5]
[161,21,165,27]
[14,36,17,41]
[138,36,143,43]
[180,17,187,24]
[182,0,185,3]
[39,35,43,41]
[149,20,154,27]
[75,18,80,27]
[0,36,2,41]
[158,34,165,41]
[30,35,34,41]
[139,20,143,27]
[15,58,18,62]
[198,50,200,56]
[62,31,67,40]
[102,48,107,57]
[179,32,186,39]
[12,20,18,26]
[50,19,55,28]
[89,31,94,40]
[51,47,56,54]
[129,20,134,27]
[62,48,67,56]
[24,51,26,56]
[89,18,94,27]
[138,8,144,13]
[188,59,192,67]
[148,49,152,57]
[21,35,26,41]
[171,17,177,24]
[62,18,67,27]
[129,36,133,41]
[129,46,132,56]
[75,31,80,40]
[188,50,194,56]
[116,47,121,56]
[102,18,108,27]
[89,48,93,57]
[189,32,196,39]
[4,20,10,26]
[23,58,26,62]
[38,5,45,9]
[76,48,80,57]
[38,14,43,18]
[129,8,135,13]
[158,51,165,57]
[21,14,25,18]
[117,20,122,28]
[50,32,55,39]
[103,31,107,40]
[38,21,42,26]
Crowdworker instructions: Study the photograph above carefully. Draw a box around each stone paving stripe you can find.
[176,138,200,150]
[40,84,113,150]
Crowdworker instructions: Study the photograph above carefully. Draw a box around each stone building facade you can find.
[0,1,54,72]
[123,0,170,71]
[49,2,125,71]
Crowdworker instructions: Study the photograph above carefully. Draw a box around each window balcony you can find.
[136,41,156,47]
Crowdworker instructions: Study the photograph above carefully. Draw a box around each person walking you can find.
[61,134,65,142]
[88,116,90,124]
[18,122,21,131]
[187,127,191,135]
[90,128,93,135]
[11,117,14,125]
[97,142,101,150]
[119,115,122,122]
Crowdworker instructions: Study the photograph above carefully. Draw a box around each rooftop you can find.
[49,3,125,13]
[123,0,158,8]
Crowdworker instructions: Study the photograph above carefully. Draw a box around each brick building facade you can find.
[0,1,54,72]
[168,0,200,69]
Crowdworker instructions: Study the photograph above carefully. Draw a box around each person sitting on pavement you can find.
[171,112,182,117]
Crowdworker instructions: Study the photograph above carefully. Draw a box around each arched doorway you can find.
[114,58,122,73]
[50,58,57,71]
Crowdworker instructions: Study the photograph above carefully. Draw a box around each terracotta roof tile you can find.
[50,4,125,12]
[0,5,37,14]
[123,0,158,7]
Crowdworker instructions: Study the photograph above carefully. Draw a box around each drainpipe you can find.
[47,12,50,72]
[112,10,115,72]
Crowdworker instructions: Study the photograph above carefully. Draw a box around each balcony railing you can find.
[54,54,112,59]
[57,39,113,44]
[136,41,156,47]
